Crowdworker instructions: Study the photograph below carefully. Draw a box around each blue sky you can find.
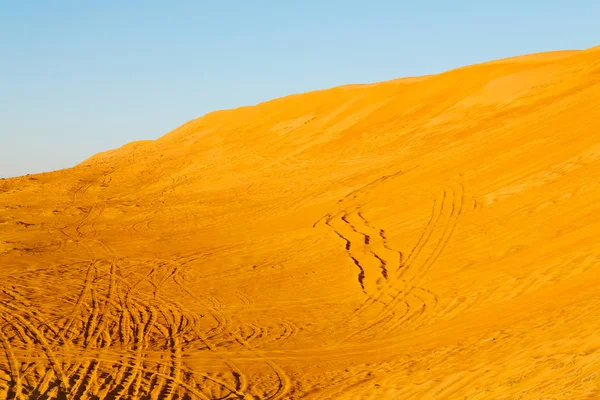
[1,1,599,177]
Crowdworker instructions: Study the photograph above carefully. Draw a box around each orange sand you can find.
[1,46,600,399]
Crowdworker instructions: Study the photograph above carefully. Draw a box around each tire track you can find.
[3,164,297,399]
[380,186,463,316]
[0,320,25,400]
[172,267,291,399]
[347,185,463,338]
[0,304,70,395]
[317,178,467,341]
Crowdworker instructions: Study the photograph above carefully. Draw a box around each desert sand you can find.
[1,46,600,399]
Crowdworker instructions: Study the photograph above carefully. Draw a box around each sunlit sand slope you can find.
[1,46,600,399]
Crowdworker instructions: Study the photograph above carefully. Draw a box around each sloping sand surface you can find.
[1,46,600,399]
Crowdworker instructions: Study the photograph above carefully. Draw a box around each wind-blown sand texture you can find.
[1,46,600,399]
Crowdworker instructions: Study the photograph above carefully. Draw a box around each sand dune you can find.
[1,45,600,399]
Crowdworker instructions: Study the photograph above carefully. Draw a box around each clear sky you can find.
[1,1,599,177]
